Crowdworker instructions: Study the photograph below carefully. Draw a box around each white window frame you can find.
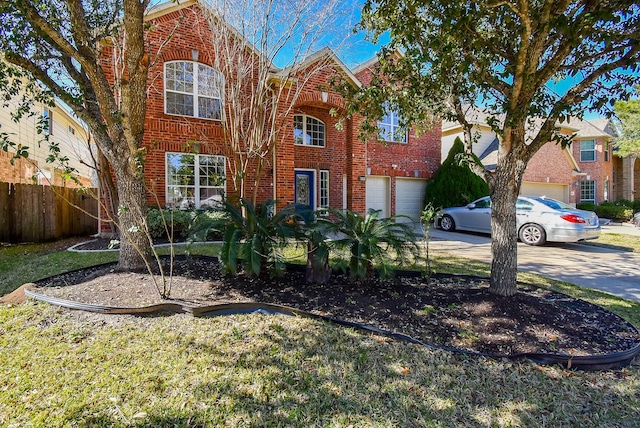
[319,170,329,210]
[378,104,407,143]
[43,108,53,135]
[294,114,326,147]
[580,180,596,203]
[580,139,596,162]
[166,152,226,209]
[164,61,223,120]
[604,141,610,162]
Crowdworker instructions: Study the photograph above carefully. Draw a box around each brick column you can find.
[622,156,636,201]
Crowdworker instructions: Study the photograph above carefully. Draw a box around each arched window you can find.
[165,61,223,120]
[294,114,325,147]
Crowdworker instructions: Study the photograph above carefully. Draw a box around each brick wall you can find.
[571,137,614,203]
[354,62,442,215]
[101,2,442,218]
[0,150,90,188]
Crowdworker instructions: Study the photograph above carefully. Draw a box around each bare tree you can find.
[198,0,357,205]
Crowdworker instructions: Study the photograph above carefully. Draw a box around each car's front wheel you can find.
[519,223,546,246]
[439,215,456,232]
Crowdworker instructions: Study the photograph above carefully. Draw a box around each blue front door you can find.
[294,170,315,211]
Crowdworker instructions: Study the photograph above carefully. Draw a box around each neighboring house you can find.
[566,118,615,204]
[441,107,627,206]
[0,92,94,188]
[587,118,639,203]
[99,0,440,233]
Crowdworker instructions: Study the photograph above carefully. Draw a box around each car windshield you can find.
[532,197,574,210]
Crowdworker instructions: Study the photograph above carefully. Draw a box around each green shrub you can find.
[605,199,640,213]
[576,202,595,211]
[628,199,640,213]
[424,137,489,209]
[594,202,633,221]
[329,208,419,281]
[217,199,299,277]
[615,199,633,208]
[189,208,227,241]
[147,208,193,239]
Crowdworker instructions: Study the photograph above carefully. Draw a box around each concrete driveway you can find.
[426,225,640,303]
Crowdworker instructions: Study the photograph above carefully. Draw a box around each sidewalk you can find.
[600,222,640,237]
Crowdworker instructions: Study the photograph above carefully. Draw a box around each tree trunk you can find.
[98,151,119,236]
[488,138,527,296]
[306,243,332,284]
[113,163,153,271]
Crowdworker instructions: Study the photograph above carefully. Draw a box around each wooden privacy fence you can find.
[0,182,98,243]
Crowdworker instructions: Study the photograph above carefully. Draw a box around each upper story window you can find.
[294,114,325,147]
[43,108,53,135]
[165,61,223,120]
[604,141,610,162]
[378,105,407,143]
[580,139,596,162]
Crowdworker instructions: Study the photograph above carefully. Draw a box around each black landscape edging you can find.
[28,254,640,371]
[24,287,640,371]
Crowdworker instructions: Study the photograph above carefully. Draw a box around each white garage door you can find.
[366,176,390,218]
[521,182,569,203]
[396,178,428,223]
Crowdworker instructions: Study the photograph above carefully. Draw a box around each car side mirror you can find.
[466,203,476,209]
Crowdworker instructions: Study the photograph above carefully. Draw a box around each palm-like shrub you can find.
[297,209,338,284]
[329,208,419,281]
[214,199,299,277]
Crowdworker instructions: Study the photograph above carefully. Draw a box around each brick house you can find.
[442,107,627,206]
[99,0,441,232]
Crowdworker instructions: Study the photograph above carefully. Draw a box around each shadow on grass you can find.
[13,309,633,427]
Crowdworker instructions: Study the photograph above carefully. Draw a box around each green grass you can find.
[0,239,221,297]
[0,239,639,426]
[0,239,118,296]
[585,233,640,253]
[1,302,639,427]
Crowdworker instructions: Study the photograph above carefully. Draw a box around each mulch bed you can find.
[33,255,640,358]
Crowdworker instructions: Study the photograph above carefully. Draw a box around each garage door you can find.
[396,178,428,223]
[366,176,390,218]
[521,182,569,203]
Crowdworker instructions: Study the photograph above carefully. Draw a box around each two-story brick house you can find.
[568,119,616,204]
[99,0,440,233]
[441,106,624,206]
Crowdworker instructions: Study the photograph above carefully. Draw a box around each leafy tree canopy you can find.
[357,0,639,150]
[614,86,640,157]
[349,0,640,296]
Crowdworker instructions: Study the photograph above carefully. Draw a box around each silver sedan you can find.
[435,196,601,245]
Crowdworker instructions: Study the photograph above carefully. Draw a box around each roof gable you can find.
[272,47,361,89]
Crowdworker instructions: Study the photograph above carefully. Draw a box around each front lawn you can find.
[0,239,639,426]
[1,302,639,427]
